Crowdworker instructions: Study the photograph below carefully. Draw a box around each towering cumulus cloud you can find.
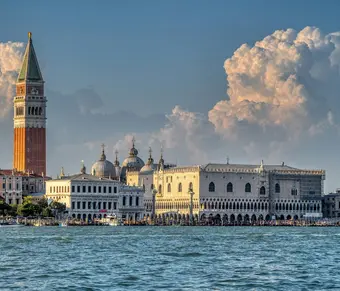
[0,42,24,118]
[209,26,340,138]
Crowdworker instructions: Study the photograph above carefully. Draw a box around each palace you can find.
[45,161,144,223]
[13,32,47,176]
[126,146,326,224]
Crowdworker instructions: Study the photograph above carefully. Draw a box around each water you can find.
[0,226,339,290]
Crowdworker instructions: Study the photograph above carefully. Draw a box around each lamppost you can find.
[188,187,195,226]
[152,189,157,224]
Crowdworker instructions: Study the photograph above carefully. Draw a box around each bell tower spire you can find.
[13,32,47,175]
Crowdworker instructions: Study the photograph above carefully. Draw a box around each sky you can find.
[1,0,340,192]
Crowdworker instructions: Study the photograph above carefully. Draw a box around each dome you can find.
[140,147,155,174]
[91,145,116,179]
[120,141,145,180]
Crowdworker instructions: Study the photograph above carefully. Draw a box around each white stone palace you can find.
[126,146,325,224]
[45,160,144,223]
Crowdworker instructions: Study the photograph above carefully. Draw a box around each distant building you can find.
[127,151,326,224]
[13,32,47,176]
[322,190,340,218]
[0,169,46,205]
[45,163,144,222]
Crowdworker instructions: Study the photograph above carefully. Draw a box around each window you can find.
[129,196,133,206]
[9,199,12,204]
[123,197,126,206]
[136,197,139,206]
[88,202,91,209]
[158,184,162,194]
[98,186,102,193]
[167,183,171,193]
[227,182,233,193]
[93,186,96,193]
[93,202,96,209]
[77,202,80,209]
[82,186,86,193]
[82,202,86,209]
[291,189,298,195]
[209,182,215,192]
[114,187,117,194]
[16,199,20,205]
[114,202,117,209]
[108,187,112,193]
[88,186,91,192]
[98,202,101,209]
[103,202,107,209]
[260,186,266,195]
[2,183,5,190]
[103,186,106,193]
[189,182,193,192]
[275,183,280,193]
[245,183,251,193]
[178,183,182,192]
[108,202,112,209]
[77,186,80,193]
[72,202,75,210]
[9,184,11,190]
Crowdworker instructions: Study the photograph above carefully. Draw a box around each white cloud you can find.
[209,26,340,139]
[0,41,24,118]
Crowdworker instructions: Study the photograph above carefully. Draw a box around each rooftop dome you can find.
[140,147,156,174]
[91,144,116,179]
[121,139,145,180]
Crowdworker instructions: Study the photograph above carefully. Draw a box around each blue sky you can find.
[1,1,340,192]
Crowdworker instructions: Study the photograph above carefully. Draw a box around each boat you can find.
[105,214,123,226]
[59,221,68,227]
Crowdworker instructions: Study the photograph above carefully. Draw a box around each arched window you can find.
[209,182,215,192]
[260,186,266,195]
[291,189,297,195]
[28,107,31,115]
[227,182,233,193]
[158,184,162,194]
[35,107,38,115]
[167,183,171,193]
[245,183,251,193]
[129,196,133,206]
[189,182,193,192]
[178,183,182,192]
[275,183,280,193]
[39,107,42,115]
[123,196,126,206]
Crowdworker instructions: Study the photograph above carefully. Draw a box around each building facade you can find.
[13,32,47,176]
[322,190,340,218]
[127,155,325,224]
[45,165,144,222]
[0,169,46,205]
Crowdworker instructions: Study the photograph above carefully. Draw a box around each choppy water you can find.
[0,226,339,290]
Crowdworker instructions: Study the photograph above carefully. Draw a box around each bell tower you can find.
[13,32,47,175]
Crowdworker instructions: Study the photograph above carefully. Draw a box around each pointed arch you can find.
[227,182,233,193]
[275,183,280,193]
[245,183,251,193]
[158,184,162,194]
[260,186,266,195]
[167,183,171,193]
[178,183,182,192]
[209,182,215,192]
[189,182,193,192]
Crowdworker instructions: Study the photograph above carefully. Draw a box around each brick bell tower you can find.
[13,32,46,176]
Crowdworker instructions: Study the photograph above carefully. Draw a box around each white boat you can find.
[105,214,123,226]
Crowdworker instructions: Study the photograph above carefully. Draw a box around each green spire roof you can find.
[17,32,43,82]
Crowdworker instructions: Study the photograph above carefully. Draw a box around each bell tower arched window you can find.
[209,182,215,192]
